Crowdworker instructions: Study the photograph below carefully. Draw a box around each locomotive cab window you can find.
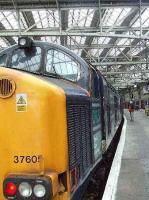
[46,49,81,82]
[0,54,7,66]
[10,47,42,72]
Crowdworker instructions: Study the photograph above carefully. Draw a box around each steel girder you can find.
[99,9,139,59]
[22,11,41,40]
[0,30,149,39]
[0,22,15,45]
[0,0,149,10]
[92,60,148,66]
[102,69,149,75]
[60,10,68,46]
[81,9,105,58]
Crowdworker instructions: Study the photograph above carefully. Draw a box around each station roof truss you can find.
[0,0,149,89]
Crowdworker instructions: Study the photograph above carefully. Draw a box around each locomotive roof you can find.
[0,40,89,69]
[0,40,120,96]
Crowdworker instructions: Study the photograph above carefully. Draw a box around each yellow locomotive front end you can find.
[0,38,103,200]
[0,67,70,200]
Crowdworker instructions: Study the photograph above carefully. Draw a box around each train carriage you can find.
[0,37,123,200]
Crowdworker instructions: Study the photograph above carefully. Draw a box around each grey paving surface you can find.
[115,110,149,200]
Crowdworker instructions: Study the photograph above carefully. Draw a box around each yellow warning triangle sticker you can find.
[17,96,26,104]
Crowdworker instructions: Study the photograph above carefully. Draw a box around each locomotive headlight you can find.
[18,37,33,48]
[19,38,26,46]
[33,184,46,197]
[18,182,32,197]
[4,174,53,200]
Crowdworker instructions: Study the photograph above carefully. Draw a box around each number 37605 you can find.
[14,155,41,164]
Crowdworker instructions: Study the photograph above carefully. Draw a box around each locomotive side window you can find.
[0,54,7,66]
[90,68,100,98]
[46,49,80,81]
[11,47,41,72]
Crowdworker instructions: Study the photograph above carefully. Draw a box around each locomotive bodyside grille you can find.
[0,78,15,98]
[67,97,92,178]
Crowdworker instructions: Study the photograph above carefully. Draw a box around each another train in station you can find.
[0,37,123,200]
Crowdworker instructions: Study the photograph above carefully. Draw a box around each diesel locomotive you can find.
[0,37,123,200]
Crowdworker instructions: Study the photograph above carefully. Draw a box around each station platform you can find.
[102,110,149,200]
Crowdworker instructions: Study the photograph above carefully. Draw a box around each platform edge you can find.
[102,116,127,200]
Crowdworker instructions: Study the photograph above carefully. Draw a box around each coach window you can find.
[11,47,42,72]
[0,54,7,66]
[46,49,81,82]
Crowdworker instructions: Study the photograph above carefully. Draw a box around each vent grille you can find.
[67,98,92,178]
[0,78,15,98]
